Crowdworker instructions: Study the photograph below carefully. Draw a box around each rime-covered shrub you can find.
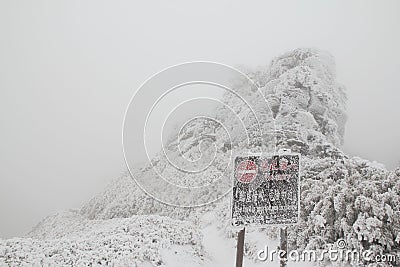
[289,159,400,266]
[4,215,204,267]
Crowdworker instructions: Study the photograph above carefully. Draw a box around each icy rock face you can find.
[262,48,347,153]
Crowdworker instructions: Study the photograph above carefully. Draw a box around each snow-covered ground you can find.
[199,208,318,267]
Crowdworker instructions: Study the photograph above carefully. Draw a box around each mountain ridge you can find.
[2,48,399,267]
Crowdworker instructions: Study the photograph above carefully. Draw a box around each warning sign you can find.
[235,160,258,183]
[231,154,300,226]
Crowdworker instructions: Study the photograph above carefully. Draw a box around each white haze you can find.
[0,0,399,238]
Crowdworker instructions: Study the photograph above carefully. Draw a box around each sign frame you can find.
[230,151,301,228]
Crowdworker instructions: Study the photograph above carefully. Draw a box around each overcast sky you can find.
[0,0,399,238]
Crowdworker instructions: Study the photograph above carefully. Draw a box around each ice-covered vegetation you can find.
[1,215,203,266]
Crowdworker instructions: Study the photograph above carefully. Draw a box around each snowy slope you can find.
[2,215,204,266]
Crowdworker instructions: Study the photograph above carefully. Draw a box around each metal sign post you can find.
[235,227,245,267]
[231,153,300,266]
[280,227,287,267]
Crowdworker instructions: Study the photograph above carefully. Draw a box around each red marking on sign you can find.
[260,159,269,172]
[236,160,257,183]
